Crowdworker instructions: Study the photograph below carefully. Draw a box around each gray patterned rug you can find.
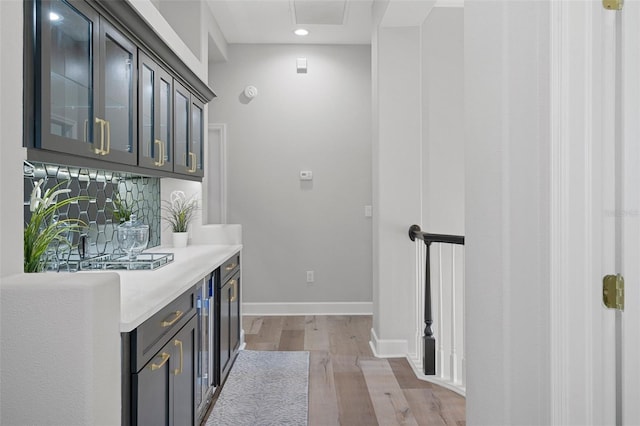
[205,350,309,426]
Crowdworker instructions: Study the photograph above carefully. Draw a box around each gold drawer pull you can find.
[188,152,197,173]
[104,119,111,154]
[173,339,183,376]
[229,279,238,303]
[161,310,183,327]
[150,352,170,371]
[224,263,237,271]
[154,139,164,166]
[93,117,106,154]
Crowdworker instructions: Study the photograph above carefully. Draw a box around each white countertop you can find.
[114,244,242,332]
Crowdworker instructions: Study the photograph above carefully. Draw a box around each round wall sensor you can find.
[244,85,258,99]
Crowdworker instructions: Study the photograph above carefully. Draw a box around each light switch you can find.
[300,171,313,181]
[364,205,373,217]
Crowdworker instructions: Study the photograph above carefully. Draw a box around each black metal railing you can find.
[408,224,465,376]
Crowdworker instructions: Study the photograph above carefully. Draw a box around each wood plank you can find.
[250,316,283,344]
[403,389,447,426]
[359,359,418,426]
[334,371,379,426]
[304,316,330,351]
[431,386,466,426]
[278,330,305,351]
[388,358,433,390]
[242,316,263,335]
[328,316,370,356]
[244,342,278,351]
[282,315,306,331]
[308,351,340,426]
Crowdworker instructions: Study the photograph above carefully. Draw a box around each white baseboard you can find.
[406,354,466,397]
[242,302,373,316]
[369,327,409,358]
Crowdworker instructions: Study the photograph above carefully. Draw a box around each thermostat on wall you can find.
[299,171,313,181]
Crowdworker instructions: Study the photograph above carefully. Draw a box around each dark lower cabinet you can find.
[216,270,240,385]
[133,315,196,426]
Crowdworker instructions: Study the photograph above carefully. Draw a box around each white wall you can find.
[209,44,372,311]
[371,5,465,364]
[421,7,464,236]
[371,26,422,354]
[0,0,26,278]
[419,6,465,387]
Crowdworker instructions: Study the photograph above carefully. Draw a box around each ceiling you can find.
[204,0,375,45]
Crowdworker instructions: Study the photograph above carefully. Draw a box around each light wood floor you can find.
[242,315,465,426]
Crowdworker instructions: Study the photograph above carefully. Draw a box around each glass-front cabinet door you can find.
[36,0,136,165]
[174,81,191,175]
[174,81,205,177]
[190,98,205,177]
[36,0,98,153]
[98,21,137,164]
[138,52,173,171]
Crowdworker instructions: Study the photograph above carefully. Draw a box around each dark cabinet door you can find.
[189,97,205,177]
[174,81,205,177]
[172,316,196,426]
[219,280,231,380]
[133,315,196,426]
[97,19,137,164]
[138,51,173,171]
[133,347,172,426]
[173,81,191,175]
[218,271,240,384]
[36,0,99,155]
[36,0,137,165]
[229,275,240,354]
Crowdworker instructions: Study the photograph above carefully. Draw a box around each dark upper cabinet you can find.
[35,0,137,165]
[138,51,173,172]
[173,81,205,178]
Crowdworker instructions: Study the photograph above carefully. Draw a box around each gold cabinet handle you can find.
[103,120,111,155]
[188,152,197,173]
[173,339,183,376]
[229,279,238,303]
[161,310,184,327]
[93,118,106,154]
[225,263,237,271]
[154,139,164,166]
[150,352,170,371]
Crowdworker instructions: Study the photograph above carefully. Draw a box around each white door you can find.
[621,2,640,424]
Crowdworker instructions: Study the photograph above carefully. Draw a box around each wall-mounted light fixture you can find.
[294,28,309,36]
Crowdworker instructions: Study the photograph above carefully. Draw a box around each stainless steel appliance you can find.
[196,273,216,423]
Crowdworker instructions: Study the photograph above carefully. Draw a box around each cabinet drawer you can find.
[220,253,240,283]
[132,286,196,372]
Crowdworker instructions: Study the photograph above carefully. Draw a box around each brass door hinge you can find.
[603,274,624,310]
[603,0,623,10]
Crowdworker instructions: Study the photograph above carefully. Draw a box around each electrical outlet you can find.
[306,271,314,283]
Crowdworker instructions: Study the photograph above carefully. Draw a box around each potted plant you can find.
[162,190,198,248]
[24,179,89,273]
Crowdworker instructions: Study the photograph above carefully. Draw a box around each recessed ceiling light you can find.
[294,28,309,36]
[49,12,62,21]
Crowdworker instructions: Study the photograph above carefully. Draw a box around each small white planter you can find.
[172,232,188,248]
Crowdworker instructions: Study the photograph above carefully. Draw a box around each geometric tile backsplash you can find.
[23,161,160,270]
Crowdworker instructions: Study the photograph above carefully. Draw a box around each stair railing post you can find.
[424,241,436,375]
